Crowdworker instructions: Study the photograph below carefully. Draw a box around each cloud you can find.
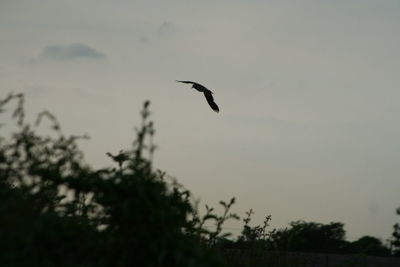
[37,43,106,61]
[136,22,176,44]
[157,22,176,38]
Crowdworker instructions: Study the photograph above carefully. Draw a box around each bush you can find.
[392,207,400,256]
[347,236,390,256]
[268,221,348,253]
[0,94,228,267]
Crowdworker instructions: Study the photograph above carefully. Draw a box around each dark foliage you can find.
[0,93,232,267]
[392,207,400,256]
[347,236,391,256]
[268,221,348,254]
[228,209,275,251]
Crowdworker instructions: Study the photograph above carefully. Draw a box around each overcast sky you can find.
[1,0,400,240]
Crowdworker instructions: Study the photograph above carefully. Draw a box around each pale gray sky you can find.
[1,0,400,240]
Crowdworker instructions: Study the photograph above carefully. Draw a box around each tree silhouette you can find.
[392,207,400,256]
[268,221,348,253]
[0,93,229,267]
[348,236,390,256]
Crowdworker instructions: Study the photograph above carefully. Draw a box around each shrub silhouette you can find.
[347,236,390,256]
[393,207,400,256]
[0,93,230,267]
[268,220,348,253]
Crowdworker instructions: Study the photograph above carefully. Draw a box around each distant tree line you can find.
[0,93,399,267]
[221,217,393,257]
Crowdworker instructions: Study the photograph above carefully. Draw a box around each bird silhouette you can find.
[176,80,219,112]
[106,150,129,170]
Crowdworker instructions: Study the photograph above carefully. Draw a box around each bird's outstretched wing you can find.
[176,80,207,92]
[176,80,195,84]
[203,91,219,113]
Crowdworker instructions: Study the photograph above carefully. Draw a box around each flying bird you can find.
[176,80,219,112]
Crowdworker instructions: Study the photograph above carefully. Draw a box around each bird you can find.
[106,150,129,169]
[176,80,219,112]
